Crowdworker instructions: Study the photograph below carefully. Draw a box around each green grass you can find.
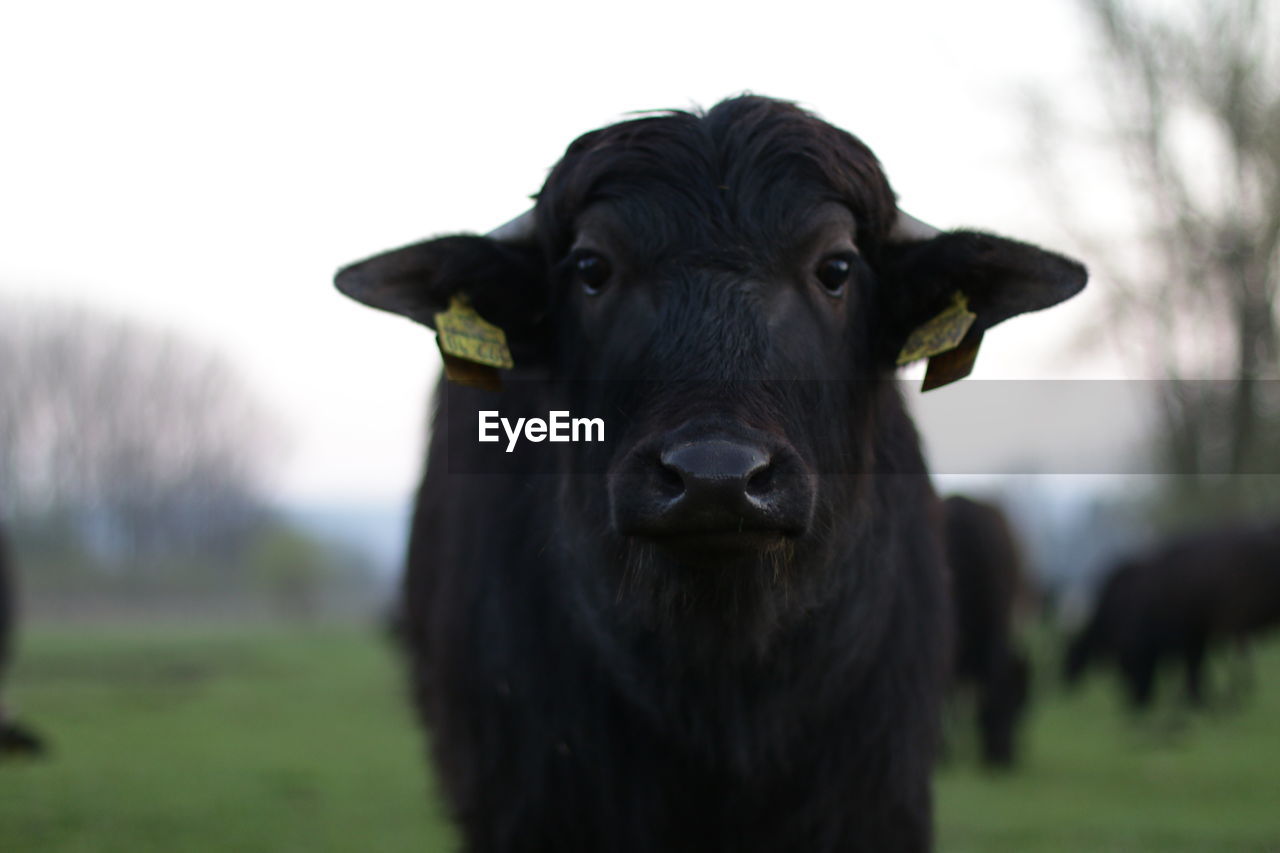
[2,623,1279,852]
[0,624,453,853]
[937,634,1280,852]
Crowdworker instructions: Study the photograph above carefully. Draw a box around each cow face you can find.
[337,96,1085,648]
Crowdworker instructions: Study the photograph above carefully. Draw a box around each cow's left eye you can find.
[815,254,854,295]
[572,251,613,295]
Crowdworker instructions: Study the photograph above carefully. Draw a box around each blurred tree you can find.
[249,525,330,621]
[0,299,281,561]
[246,522,382,621]
[1030,0,1280,519]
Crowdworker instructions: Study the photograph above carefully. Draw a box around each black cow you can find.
[338,96,1085,852]
[1065,522,1280,711]
[0,520,45,758]
[942,495,1032,768]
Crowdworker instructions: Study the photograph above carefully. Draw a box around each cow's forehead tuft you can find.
[536,95,897,257]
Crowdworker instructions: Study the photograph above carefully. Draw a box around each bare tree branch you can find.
[1032,0,1280,509]
[0,299,283,559]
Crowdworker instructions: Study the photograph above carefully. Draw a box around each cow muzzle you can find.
[608,425,816,563]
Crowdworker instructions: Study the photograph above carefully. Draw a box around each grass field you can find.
[1,623,1278,852]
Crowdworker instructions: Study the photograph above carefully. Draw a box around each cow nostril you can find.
[655,460,685,499]
[745,463,775,499]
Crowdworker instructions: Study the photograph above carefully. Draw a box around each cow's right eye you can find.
[573,251,613,295]
[815,254,855,295]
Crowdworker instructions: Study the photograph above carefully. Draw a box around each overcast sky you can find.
[1,0,1129,505]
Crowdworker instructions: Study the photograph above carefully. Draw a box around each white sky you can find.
[1,0,1127,505]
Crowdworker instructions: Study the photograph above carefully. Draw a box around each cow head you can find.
[338,96,1085,652]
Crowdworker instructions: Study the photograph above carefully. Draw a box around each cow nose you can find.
[609,432,815,551]
[658,440,772,510]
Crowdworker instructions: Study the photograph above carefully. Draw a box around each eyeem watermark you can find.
[479,410,606,453]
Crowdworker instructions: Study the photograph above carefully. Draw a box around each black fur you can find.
[0,519,46,759]
[338,95,1086,852]
[942,496,1031,768]
[1065,522,1280,711]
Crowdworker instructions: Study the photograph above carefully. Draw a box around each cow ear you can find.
[879,230,1086,390]
[335,234,550,367]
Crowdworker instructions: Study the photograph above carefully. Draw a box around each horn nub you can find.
[486,208,536,242]
[890,208,941,242]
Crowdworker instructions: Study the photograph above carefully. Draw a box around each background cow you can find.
[0,519,45,758]
[338,95,1085,852]
[1064,521,1280,712]
[943,495,1032,768]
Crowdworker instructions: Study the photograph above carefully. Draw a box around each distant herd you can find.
[1065,520,1280,711]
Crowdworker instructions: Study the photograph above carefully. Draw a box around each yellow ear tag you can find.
[434,295,515,369]
[896,291,977,367]
[433,296,514,391]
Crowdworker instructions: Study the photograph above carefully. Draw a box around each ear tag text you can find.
[434,295,514,391]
